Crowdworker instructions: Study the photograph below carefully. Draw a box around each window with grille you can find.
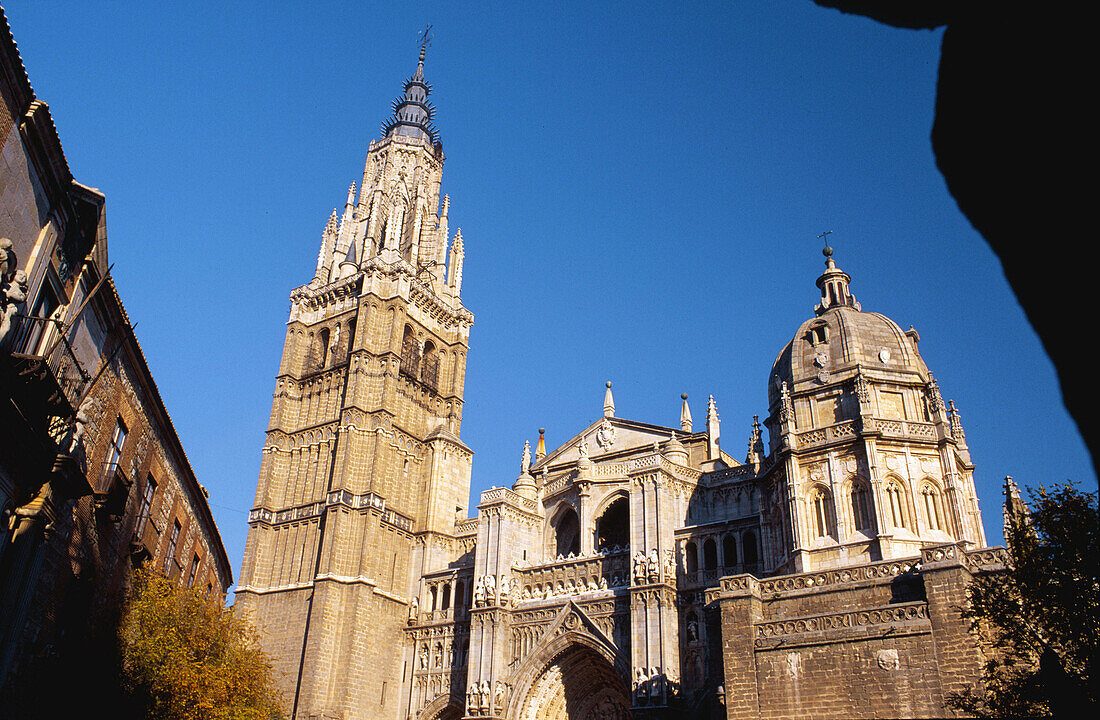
[105,417,128,476]
[188,554,200,586]
[165,519,181,574]
[136,476,157,536]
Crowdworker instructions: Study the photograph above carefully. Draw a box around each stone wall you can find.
[714,543,1004,720]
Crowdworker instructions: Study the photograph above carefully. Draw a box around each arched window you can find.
[722,534,737,568]
[850,481,873,531]
[441,583,451,611]
[885,480,909,530]
[702,538,718,571]
[921,483,943,531]
[429,585,438,612]
[809,486,832,538]
[684,541,698,574]
[551,505,580,557]
[808,322,827,346]
[742,531,758,566]
[595,497,629,551]
[455,579,465,610]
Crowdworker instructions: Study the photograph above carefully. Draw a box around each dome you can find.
[768,253,928,410]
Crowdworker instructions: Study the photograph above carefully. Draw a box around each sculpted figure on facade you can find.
[473,576,486,607]
[479,680,491,713]
[632,552,646,584]
[0,270,28,351]
[484,574,496,605]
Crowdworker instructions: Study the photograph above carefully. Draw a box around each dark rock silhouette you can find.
[813,1,1095,472]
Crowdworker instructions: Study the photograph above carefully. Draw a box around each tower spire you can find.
[381,27,439,145]
[603,381,615,418]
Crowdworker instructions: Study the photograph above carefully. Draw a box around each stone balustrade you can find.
[514,550,630,602]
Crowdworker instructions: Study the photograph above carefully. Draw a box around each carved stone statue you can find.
[0,238,14,279]
[647,549,659,581]
[473,576,486,607]
[498,574,510,605]
[408,595,419,623]
[419,644,428,669]
[484,574,496,604]
[0,270,28,350]
[479,680,491,711]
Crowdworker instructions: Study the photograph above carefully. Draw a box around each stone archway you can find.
[419,693,463,720]
[514,640,631,720]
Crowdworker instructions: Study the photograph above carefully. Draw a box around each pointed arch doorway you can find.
[514,640,631,720]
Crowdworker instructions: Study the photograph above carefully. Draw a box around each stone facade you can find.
[0,9,233,706]
[238,46,999,720]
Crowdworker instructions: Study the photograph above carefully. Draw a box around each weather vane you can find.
[418,24,433,54]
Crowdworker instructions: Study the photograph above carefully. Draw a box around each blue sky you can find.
[6,1,1094,595]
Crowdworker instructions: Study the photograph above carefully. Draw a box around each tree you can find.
[119,568,284,720]
[948,480,1099,717]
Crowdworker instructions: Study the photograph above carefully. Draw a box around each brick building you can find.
[237,42,1003,720]
[0,8,232,707]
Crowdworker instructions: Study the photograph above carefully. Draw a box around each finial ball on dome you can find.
[538,428,545,434]
[681,393,688,400]
[606,381,612,388]
[823,245,834,258]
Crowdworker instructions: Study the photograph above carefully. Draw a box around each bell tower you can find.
[236,37,474,720]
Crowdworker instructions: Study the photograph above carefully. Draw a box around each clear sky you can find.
[6,1,1095,598]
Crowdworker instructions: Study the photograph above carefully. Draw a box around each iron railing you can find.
[9,314,90,410]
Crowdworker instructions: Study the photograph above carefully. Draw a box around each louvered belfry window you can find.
[400,325,420,379]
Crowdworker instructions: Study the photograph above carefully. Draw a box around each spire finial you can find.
[603,381,615,418]
[418,24,433,63]
[381,25,438,143]
[706,395,721,461]
[680,393,692,432]
[818,230,834,265]
[535,428,546,461]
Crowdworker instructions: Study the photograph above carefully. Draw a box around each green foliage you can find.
[119,568,284,720]
[948,482,1099,717]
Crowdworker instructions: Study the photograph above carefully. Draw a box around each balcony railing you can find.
[95,460,133,522]
[7,314,90,413]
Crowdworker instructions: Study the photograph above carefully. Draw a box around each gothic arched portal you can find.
[512,640,631,720]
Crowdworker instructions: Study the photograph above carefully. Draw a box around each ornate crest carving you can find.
[595,419,616,451]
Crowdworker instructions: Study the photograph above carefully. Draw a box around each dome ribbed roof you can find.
[768,252,928,408]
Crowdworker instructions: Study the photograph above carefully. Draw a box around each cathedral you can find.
[235,43,1005,720]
